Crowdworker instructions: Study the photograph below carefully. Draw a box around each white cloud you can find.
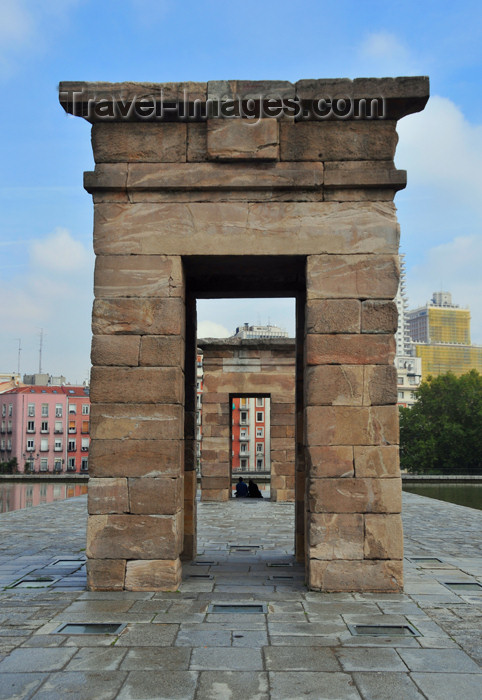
[197,321,231,339]
[30,227,91,272]
[358,31,421,76]
[406,235,482,344]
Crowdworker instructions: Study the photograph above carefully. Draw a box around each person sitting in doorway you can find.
[235,477,248,498]
[248,479,263,498]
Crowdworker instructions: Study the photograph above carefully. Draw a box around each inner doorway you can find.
[231,394,271,499]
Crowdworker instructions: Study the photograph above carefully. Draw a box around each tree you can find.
[399,370,482,474]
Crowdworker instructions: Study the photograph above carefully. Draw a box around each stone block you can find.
[92,123,187,163]
[128,477,183,515]
[90,403,183,440]
[89,439,183,478]
[88,477,129,514]
[308,477,402,513]
[305,365,363,405]
[354,445,400,478]
[308,513,364,559]
[324,160,406,191]
[207,118,279,161]
[94,255,183,298]
[307,254,400,299]
[364,514,403,559]
[306,446,354,478]
[306,334,395,366]
[90,367,184,404]
[305,405,398,445]
[309,559,403,592]
[279,120,398,161]
[200,463,230,477]
[91,335,140,366]
[93,201,399,256]
[363,365,397,405]
[187,122,207,161]
[87,512,182,559]
[92,298,184,335]
[306,299,360,334]
[125,558,182,591]
[86,559,126,591]
[201,489,229,502]
[201,476,230,491]
[361,300,398,333]
[139,335,184,367]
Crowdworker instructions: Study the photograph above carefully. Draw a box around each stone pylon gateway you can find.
[60,77,429,592]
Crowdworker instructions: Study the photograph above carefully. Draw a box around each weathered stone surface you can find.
[364,513,403,559]
[125,558,182,591]
[306,334,395,366]
[307,254,400,299]
[90,367,184,404]
[207,119,279,161]
[201,489,229,502]
[87,512,182,559]
[93,202,399,256]
[92,123,187,163]
[88,477,129,514]
[86,559,126,591]
[90,403,183,440]
[201,476,230,491]
[305,405,398,445]
[309,559,403,592]
[306,299,360,334]
[94,255,183,298]
[279,121,398,161]
[361,300,398,333]
[306,446,354,478]
[139,336,185,367]
[324,160,406,191]
[363,365,398,405]
[187,122,207,162]
[92,298,184,335]
[308,477,402,513]
[208,79,295,101]
[91,335,140,366]
[89,439,183,477]
[128,477,183,515]
[309,513,364,559]
[354,445,400,478]
[305,365,363,406]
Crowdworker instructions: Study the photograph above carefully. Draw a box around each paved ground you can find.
[0,492,481,699]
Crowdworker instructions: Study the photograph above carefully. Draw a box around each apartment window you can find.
[54,459,63,473]
[240,429,248,439]
[40,438,48,451]
[397,376,404,385]
[256,442,263,453]
[1,421,4,433]
[68,439,76,452]
[41,421,49,433]
[8,404,12,416]
[240,458,247,469]
[1,404,5,416]
[0,439,4,450]
[68,404,76,414]
[27,439,34,451]
[240,397,248,408]
[68,420,76,434]
[40,458,48,472]
[41,403,48,417]
[256,427,264,438]
[55,404,63,417]
[410,392,416,400]
[256,397,264,407]
[196,395,202,408]
[27,421,35,433]
[240,411,247,424]
[82,404,90,415]
[256,412,263,422]
[81,457,89,471]
[28,403,35,417]
[409,377,417,385]
[67,457,76,471]
[240,443,247,453]
[54,439,62,451]
[398,391,404,399]
[256,458,263,470]
[7,439,11,451]
[7,421,12,433]
[54,421,63,434]
[81,437,89,451]
[81,420,89,434]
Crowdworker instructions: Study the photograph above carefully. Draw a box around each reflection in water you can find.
[0,481,88,513]
[403,483,482,511]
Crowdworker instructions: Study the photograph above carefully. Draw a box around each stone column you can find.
[304,253,403,592]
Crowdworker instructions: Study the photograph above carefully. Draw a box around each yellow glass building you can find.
[414,343,482,378]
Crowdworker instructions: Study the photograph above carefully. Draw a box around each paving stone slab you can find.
[264,646,340,671]
[232,630,268,647]
[0,646,77,672]
[352,671,426,699]
[411,672,482,700]
[115,623,179,646]
[196,671,269,700]
[335,647,408,671]
[117,670,198,700]
[269,671,362,699]
[175,628,231,646]
[397,647,482,672]
[64,646,127,671]
[27,670,127,700]
[190,646,263,670]
[0,672,46,700]
[120,647,191,670]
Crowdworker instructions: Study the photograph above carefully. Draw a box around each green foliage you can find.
[400,370,482,474]
[0,458,18,474]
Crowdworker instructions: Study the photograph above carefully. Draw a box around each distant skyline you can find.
[1,1,482,379]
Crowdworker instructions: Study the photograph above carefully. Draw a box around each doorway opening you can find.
[230,394,271,499]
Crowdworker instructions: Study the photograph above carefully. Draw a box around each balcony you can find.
[54,429,63,434]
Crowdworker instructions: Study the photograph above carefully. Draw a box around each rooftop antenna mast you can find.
[39,328,44,374]
[16,338,22,375]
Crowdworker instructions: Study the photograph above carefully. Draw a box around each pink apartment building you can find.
[0,386,90,474]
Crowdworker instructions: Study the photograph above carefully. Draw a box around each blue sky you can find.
[1,0,481,380]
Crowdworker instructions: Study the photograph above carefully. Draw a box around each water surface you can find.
[0,481,87,514]
[403,483,482,511]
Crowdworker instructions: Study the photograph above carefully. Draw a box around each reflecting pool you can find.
[403,483,482,511]
[0,481,87,513]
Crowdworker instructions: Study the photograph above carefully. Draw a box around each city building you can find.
[395,355,422,407]
[231,396,271,473]
[0,385,90,473]
[394,255,412,356]
[233,323,289,339]
[408,292,482,378]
